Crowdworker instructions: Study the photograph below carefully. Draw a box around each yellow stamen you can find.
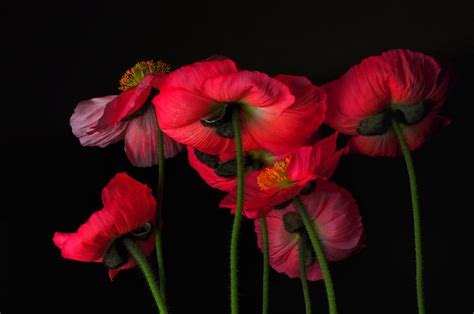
[119,60,171,91]
[257,156,293,190]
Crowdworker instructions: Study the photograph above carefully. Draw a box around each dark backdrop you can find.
[3,0,473,313]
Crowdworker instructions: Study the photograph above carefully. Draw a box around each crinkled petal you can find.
[220,172,303,219]
[70,96,127,147]
[301,180,363,260]
[97,74,163,129]
[381,49,441,105]
[161,59,238,92]
[124,106,183,167]
[187,146,236,192]
[255,213,301,278]
[201,71,295,114]
[154,89,233,154]
[101,173,156,235]
[243,75,326,156]
[324,56,391,134]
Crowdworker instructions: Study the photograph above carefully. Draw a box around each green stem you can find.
[122,238,168,314]
[293,196,337,314]
[153,106,167,301]
[230,108,244,314]
[392,119,425,314]
[261,217,270,314]
[298,237,312,314]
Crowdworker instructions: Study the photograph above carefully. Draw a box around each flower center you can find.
[257,156,293,191]
[119,60,171,91]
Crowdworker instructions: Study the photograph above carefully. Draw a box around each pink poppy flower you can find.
[220,132,345,218]
[53,173,156,280]
[153,59,326,156]
[323,49,450,157]
[70,61,183,167]
[254,180,364,280]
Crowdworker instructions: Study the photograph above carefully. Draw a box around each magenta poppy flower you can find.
[70,61,183,167]
[323,49,450,157]
[153,59,326,156]
[220,132,346,218]
[53,173,156,280]
[254,180,364,280]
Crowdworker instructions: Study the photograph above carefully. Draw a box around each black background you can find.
[3,0,473,313]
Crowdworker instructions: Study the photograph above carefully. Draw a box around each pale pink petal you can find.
[70,96,127,147]
[124,106,183,167]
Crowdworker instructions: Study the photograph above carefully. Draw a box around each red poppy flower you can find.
[187,146,276,192]
[70,61,183,167]
[53,173,156,280]
[153,59,326,156]
[254,180,364,280]
[220,132,345,218]
[323,49,450,157]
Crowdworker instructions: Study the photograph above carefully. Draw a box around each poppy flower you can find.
[70,60,184,167]
[153,59,326,156]
[254,180,364,280]
[323,49,450,157]
[220,132,345,218]
[53,173,156,280]
[187,146,276,192]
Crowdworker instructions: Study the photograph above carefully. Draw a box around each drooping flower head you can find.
[153,59,326,156]
[324,49,450,157]
[220,132,346,218]
[254,180,364,280]
[70,60,183,167]
[53,173,156,280]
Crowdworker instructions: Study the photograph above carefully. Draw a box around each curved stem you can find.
[298,237,312,314]
[392,119,425,314]
[122,238,168,314]
[153,106,167,301]
[230,108,244,314]
[293,196,337,314]
[261,217,270,314]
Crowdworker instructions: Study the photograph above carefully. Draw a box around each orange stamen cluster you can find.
[119,60,171,91]
[257,156,293,191]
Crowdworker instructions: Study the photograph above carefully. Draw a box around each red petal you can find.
[101,173,156,235]
[244,75,326,156]
[187,146,236,192]
[324,55,391,134]
[201,71,294,113]
[97,74,162,129]
[219,172,303,219]
[160,59,238,92]
[70,96,127,147]
[381,49,441,105]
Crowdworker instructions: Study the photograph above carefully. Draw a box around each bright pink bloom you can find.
[324,49,450,157]
[220,132,345,218]
[53,173,156,280]
[153,59,326,156]
[70,61,183,167]
[254,180,364,280]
